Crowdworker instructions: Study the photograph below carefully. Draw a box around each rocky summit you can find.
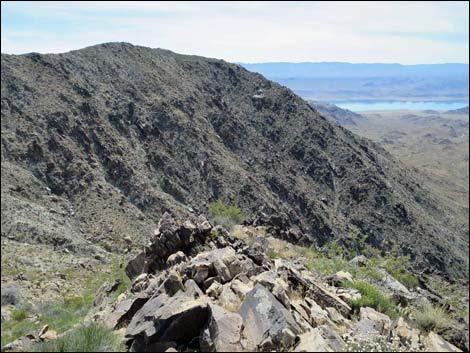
[1,42,468,280]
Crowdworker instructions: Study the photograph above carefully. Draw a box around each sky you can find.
[1,1,469,64]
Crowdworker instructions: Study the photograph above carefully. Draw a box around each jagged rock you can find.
[126,214,210,279]
[218,284,241,312]
[161,271,184,296]
[378,269,412,295]
[253,271,277,290]
[352,307,391,339]
[335,287,362,302]
[325,307,351,328]
[423,332,462,352]
[272,278,291,309]
[105,294,149,329]
[349,255,368,267]
[200,304,244,352]
[330,271,353,286]
[38,325,57,342]
[125,291,210,350]
[287,267,351,318]
[238,284,301,351]
[305,297,331,326]
[167,251,188,267]
[132,273,150,293]
[184,279,204,299]
[206,281,223,299]
[93,279,123,307]
[392,317,420,349]
[230,279,253,300]
[294,325,345,352]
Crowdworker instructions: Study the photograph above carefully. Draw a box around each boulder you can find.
[423,332,462,352]
[352,307,391,339]
[218,284,241,312]
[305,297,331,326]
[105,294,149,329]
[288,267,351,318]
[161,271,184,296]
[325,307,351,328]
[125,291,210,349]
[200,304,244,352]
[294,325,345,352]
[272,278,291,309]
[206,281,223,299]
[253,271,277,290]
[230,279,253,300]
[349,255,368,267]
[132,273,150,293]
[238,284,301,351]
[184,279,204,299]
[166,251,188,267]
[330,271,353,286]
[392,317,420,348]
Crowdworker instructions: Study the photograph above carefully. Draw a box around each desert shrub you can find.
[1,285,20,306]
[266,248,279,260]
[394,272,420,289]
[345,280,398,318]
[10,308,27,322]
[412,303,452,332]
[208,200,245,228]
[383,255,419,289]
[32,323,124,352]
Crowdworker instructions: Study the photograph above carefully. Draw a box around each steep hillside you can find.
[309,100,364,126]
[1,43,468,280]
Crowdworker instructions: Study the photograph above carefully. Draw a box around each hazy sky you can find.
[1,1,469,64]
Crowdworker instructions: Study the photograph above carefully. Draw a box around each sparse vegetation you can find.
[1,258,130,347]
[412,303,452,332]
[208,200,246,229]
[10,309,27,322]
[32,323,124,352]
[344,280,399,318]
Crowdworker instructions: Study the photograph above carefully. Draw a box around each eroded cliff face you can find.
[1,42,468,279]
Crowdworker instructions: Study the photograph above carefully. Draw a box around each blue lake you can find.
[333,101,469,112]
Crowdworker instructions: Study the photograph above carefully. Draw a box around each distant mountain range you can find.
[447,105,469,114]
[241,62,469,102]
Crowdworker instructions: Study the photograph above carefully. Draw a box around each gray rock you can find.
[166,251,188,267]
[294,325,345,352]
[349,255,368,267]
[218,284,241,312]
[125,291,210,349]
[238,284,301,351]
[201,304,243,352]
[352,307,391,339]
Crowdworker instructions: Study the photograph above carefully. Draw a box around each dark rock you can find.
[238,284,301,351]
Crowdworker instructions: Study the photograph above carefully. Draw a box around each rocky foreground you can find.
[6,214,465,352]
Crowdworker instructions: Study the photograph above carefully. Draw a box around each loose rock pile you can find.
[92,215,463,352]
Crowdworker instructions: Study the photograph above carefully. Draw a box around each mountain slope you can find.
[309,100,364,126]
[1,43,468,279]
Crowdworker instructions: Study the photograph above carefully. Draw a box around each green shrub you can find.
[395,272,420,289]
[267,248,279,260]
[32,324,124,352]
[344,280,398,318]
[383,255,419,289]
[11,309,27,322]
[413,303,452,332]
[208,200,245,228]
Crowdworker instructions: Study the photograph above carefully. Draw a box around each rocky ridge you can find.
[85,216,467,351]
[1,42,468,281]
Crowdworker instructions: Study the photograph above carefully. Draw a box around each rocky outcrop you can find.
[83,215,463,353]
